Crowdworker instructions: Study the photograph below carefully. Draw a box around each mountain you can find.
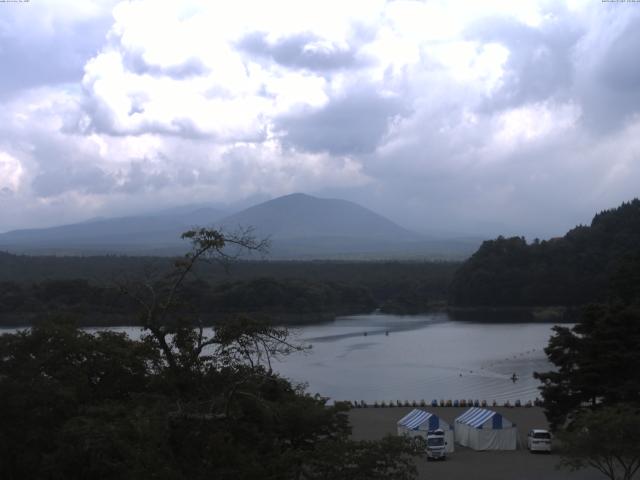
[449,198,640,307]
[0,207,224,255]
[218,193,417,240]
[215,193,479,259]
[0,193,481,258]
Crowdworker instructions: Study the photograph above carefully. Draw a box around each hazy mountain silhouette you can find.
[215,193,480,258]
[218,193,417,240]
[0,193,481,258]
[0,207,224,255]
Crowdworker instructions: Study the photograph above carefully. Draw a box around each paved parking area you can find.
[349,406,604,480]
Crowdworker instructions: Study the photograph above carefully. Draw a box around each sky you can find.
[1,0,639,238]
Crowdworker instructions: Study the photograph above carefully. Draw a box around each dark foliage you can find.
[204,277,376,315]
[0,260,457,326]
[534,254,640,430]
[450,199,640,307]
[534,303,640,429]
[0,319,414,479]
[557,404,640,480]
[0,227,418,480]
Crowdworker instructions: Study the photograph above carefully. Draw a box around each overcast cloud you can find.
[1,0,640,238]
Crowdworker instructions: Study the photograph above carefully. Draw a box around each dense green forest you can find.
[449,199,640,307]
[0,257,457,326]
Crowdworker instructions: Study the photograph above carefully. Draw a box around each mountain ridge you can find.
[216,193,419,240]
[0,193,480,259]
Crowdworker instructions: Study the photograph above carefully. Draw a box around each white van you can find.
[527,429,552,452]
[426,429,447,460]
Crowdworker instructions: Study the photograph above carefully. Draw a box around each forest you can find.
[0,256,457,326]
[449,199,640,307]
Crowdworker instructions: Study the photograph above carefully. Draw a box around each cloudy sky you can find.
[1,0,639,237]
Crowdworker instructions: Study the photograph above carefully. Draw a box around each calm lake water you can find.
[1,313,558,404]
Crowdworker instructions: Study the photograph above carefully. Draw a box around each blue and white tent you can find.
[397,409,454,452]
[454,407,516,450]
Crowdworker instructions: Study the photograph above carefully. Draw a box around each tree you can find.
[0,318,163,479]
[0,227,418,479]
[534,302,640,430]
[558,404,640,480]
[116,226,272,374]
[535,252,640,478]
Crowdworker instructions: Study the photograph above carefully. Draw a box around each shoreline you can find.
[0,305,581,328]
[446,305,581,323]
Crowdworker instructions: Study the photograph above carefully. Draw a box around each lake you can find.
[1,313,558,404]
[276,313,556,404]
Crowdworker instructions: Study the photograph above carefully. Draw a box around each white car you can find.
[527,429,552,452]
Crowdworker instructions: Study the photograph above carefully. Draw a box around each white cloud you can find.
[0,0,639,238]
[0,152,23,192]
[492,101,581,151]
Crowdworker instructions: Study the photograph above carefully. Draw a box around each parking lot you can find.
[349,406,604,480]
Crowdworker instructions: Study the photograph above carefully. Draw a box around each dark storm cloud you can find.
[237,31,363,71]
[276,88,409,155]
[466,12,583,111]
[0,16,111,98]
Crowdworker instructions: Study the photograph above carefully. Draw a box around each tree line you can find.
[450,199,640,307]
[0,260,457,326]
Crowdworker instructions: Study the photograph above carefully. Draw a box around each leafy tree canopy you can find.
[534,302,640,429]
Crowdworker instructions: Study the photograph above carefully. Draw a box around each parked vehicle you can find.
[426,429,447,460]
[527,429,552,452]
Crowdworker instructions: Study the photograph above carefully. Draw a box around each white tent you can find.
[397,409,454,453]
[454,407,517,450]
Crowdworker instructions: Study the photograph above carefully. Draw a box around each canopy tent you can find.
[397,409,454,453]
[454,407,517,450]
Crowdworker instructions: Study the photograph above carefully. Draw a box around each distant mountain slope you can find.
[0,207,223,254]
[449,199,640,307]
[217,193,418,240]
[214,193,478,258]
[0,194,481,259]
